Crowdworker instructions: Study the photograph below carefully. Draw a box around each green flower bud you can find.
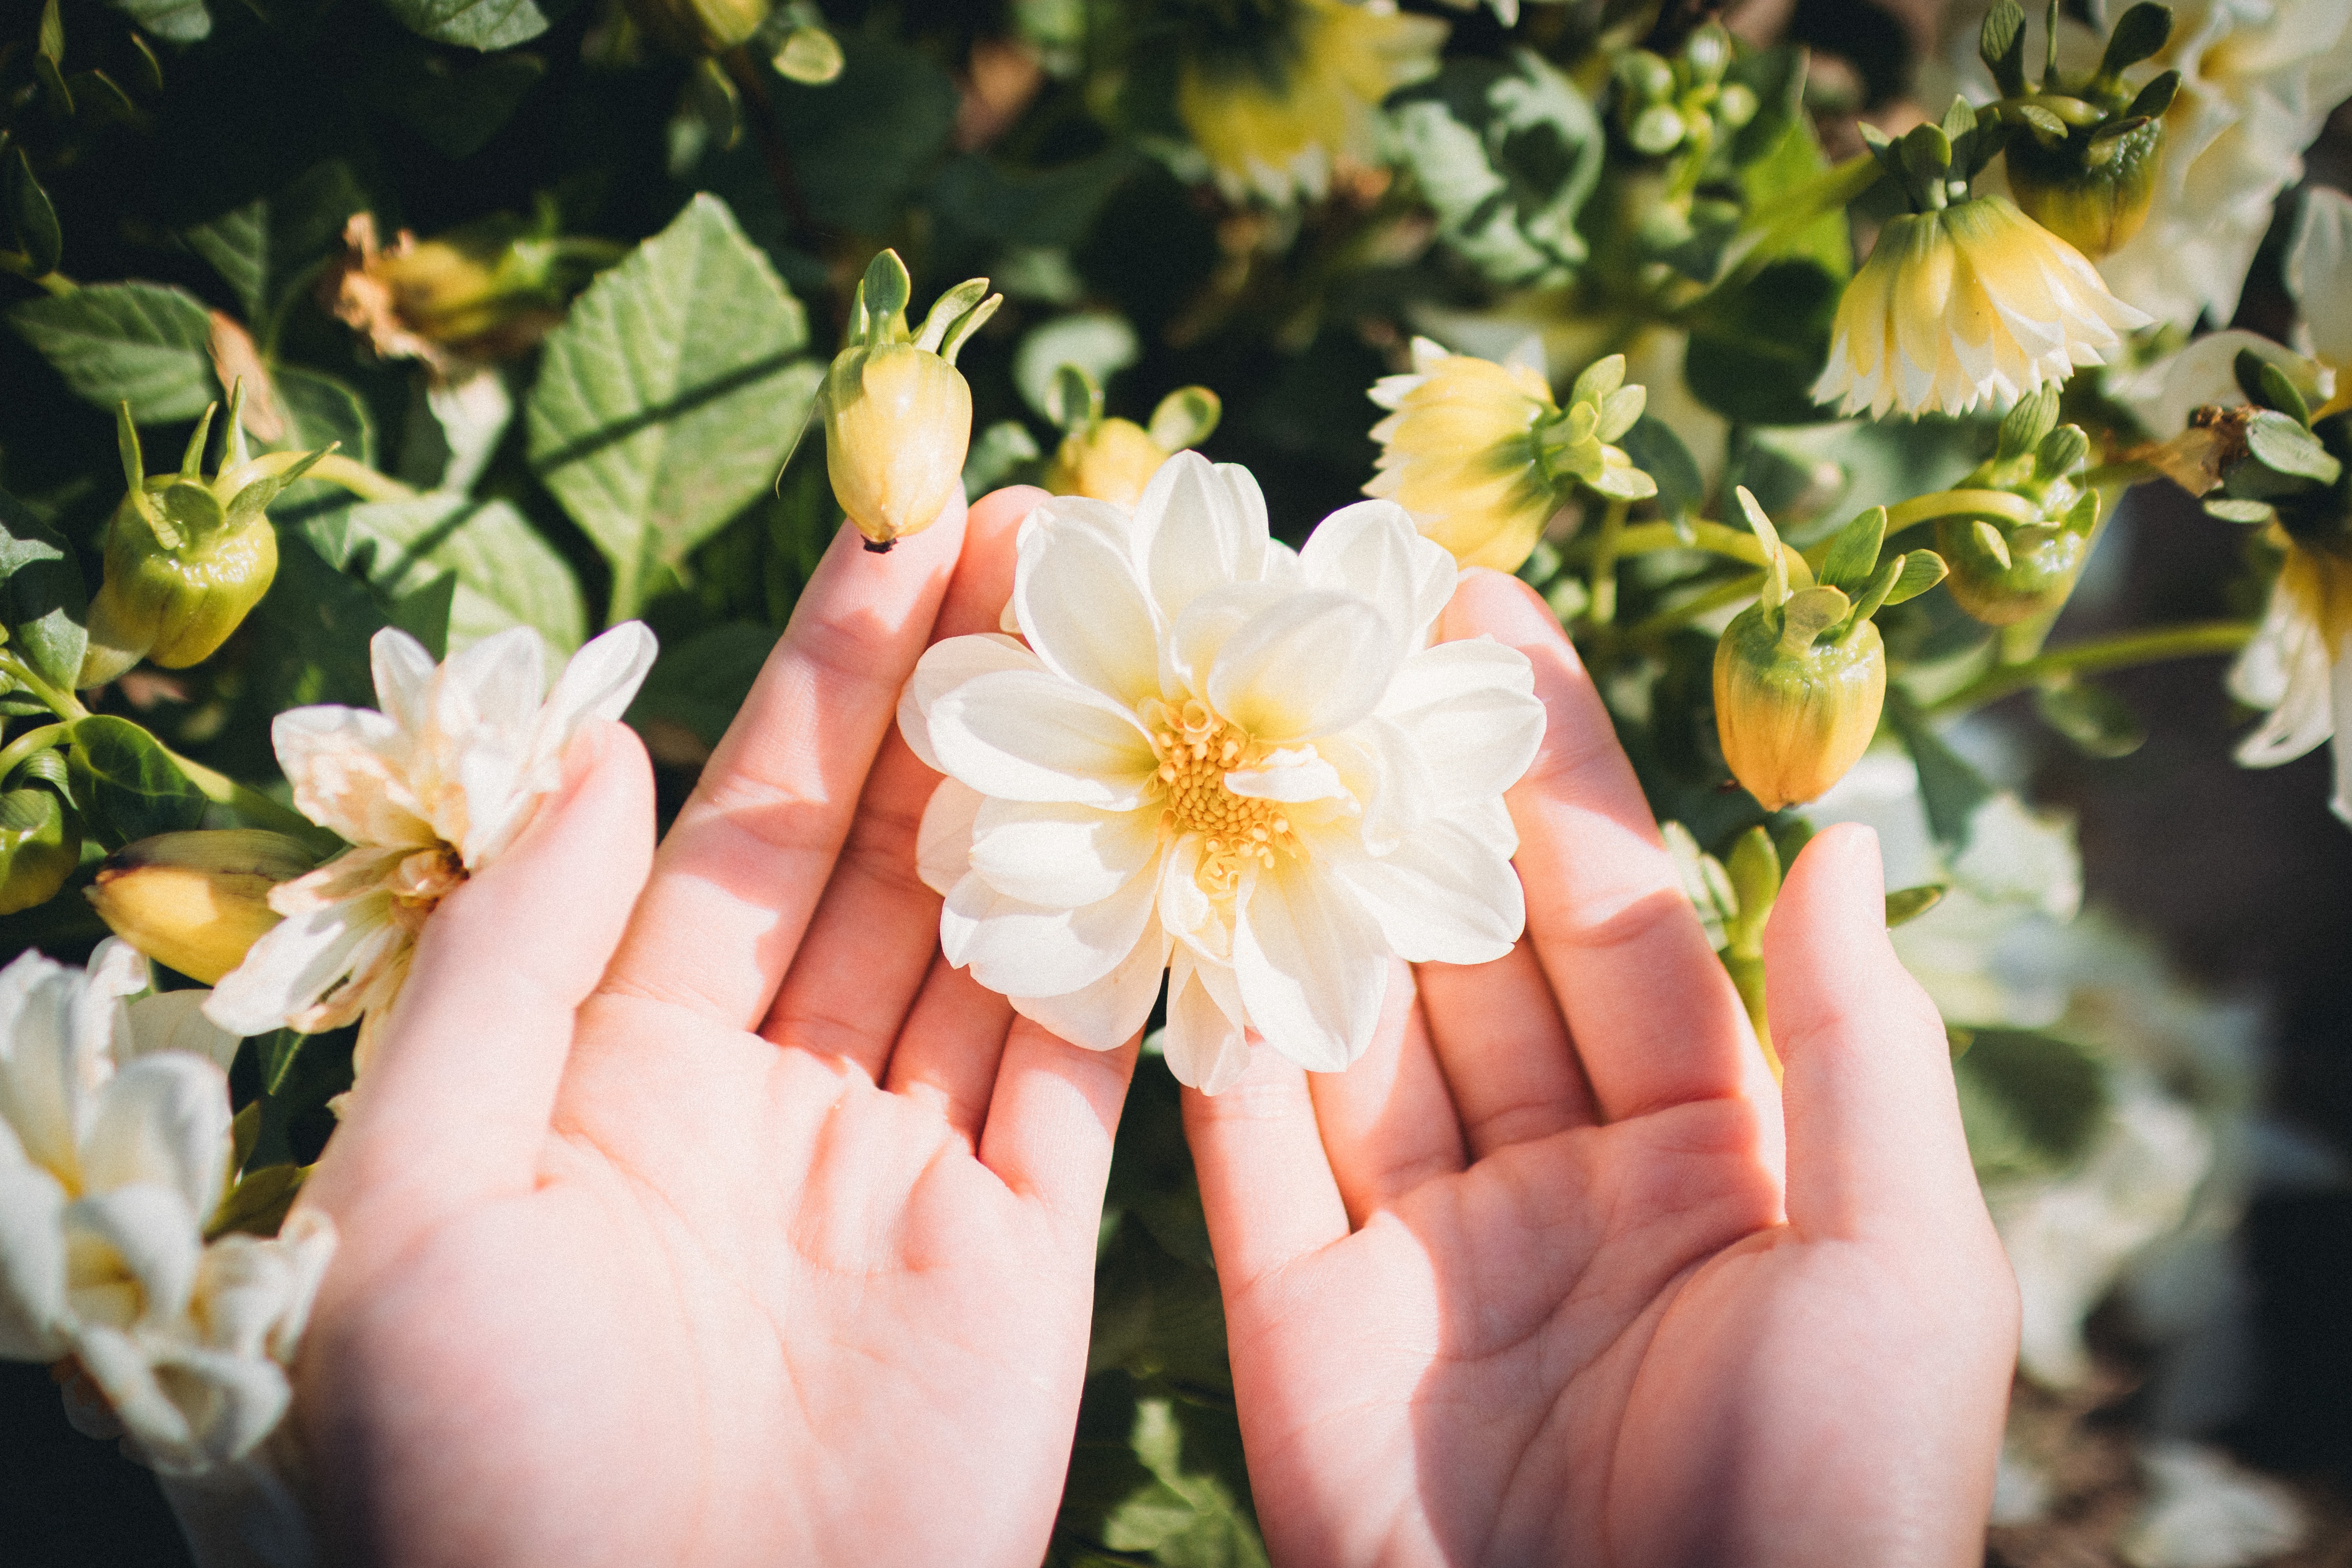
[85,829,314,984]
[1935,511,2094,626]
[0,786,77,916]
[2005,115,2165,259]
[624,0,769,57]
[1712,489,1889,811]
[78,391,331,686]
[821,252,1000,553]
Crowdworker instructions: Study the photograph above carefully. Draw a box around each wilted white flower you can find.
[1813,194,2150,419]
[902,452,1544,1093]
[206,622,657,1072]
[2097,0,2352,330]
[0,941,334,1476]
[2121,1441,2308,1568]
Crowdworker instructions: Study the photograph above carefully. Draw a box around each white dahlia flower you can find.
[0,940,335,1476]
[1813,194,2150,419]
[901,452,1544,1093]
[205,622,656,1072]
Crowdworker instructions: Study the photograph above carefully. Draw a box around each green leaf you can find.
[1734,112,1853,278]
[1954,1026,2111,1183]
[1819,507,1887,592]
[68,715,208,845]
[5,147,62,278]
[207,1163,304,1238]
[625,621,774,752]
[181,163,370,323]
[106,0,211,43]
[0,483,88,694]
[1683,259,1841,425]
[1884,689,1993,849]
[274,364,377,465]
[1880,549,1949,606]
[10,281,217,422]
[768,32,958,234]
[243,530,393,715]
[361,43,547,160]
[2033,680,2145,758]
[1388,50,1604,288]
[929,148,1143,252]
[310,497,585,655]
[380,0,556,51]
[1885,883,1945,926]
[2100,2,2173,74]
[2245,409,2342,484]
[526,194,817,619]
[1616,414,1703,522]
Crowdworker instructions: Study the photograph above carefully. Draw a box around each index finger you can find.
[599,494,970,1029]
[1443,569,1766,1122]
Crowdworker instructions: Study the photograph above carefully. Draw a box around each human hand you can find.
[287,488,1136,1568]
[1185,569,2020,1568]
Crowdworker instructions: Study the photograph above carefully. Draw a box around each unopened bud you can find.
[85,829,314,984]
[822,251,998,552]
[1043,419,1169,508]
[0,787,77,916]
[1936,504,2095,627]
[2005,118,2164,258]
[624,0,769,56]
[1714,606,1886,811]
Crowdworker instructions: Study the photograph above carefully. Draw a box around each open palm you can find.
[1185,570,2021,1568]
[286,488,1130,1568]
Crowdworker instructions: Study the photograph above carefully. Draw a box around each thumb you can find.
[1764,824,1984,1244]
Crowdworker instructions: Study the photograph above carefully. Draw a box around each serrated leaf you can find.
[310,497,586,654]
[68,715,207,845]
[380,0,555,51]
[181,163,369,326]
[0,483,88,694]
[527,194,815,619]
[106,0,212,42]
[2034,680,2145,757]
[10,281,217,421]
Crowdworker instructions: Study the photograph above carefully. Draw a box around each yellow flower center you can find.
[387,846,466,935]
[1143,697,1302,896]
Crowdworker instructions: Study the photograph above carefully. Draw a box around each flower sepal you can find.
[1532,354,1657,504]
[1981,0,2179,257]
[1933,388,2104,626]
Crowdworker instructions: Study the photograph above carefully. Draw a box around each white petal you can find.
[1317,719,1434,857]
[927,670,1159,807]
[2289,187,2352,370]
[1299,499,1459,653]
[2233,599,2335,767]
[1009,922,1171,1050]
[1378,639,1546,806]
[120,992,242,1074]
[524,620,658,778]
[1136,452,1268,626]
[1328,823,1526,965]
[270,705,434,850]
[1015,509,1163,708]
[203,893,394,1038]
[2330,646,2352,827]
[0,957,87,1184]
[900,633,1044,772]
[1223,753,1349,804]
[916,778,985,897]
[142,1340,292,1470]
[969,798,1165,908]
[62,1183,205,1325]
[1162,951,1252,1094]
[1231,859,1388,1073]
[1167,581,1289,695]
[1207,592,1403,743]
[80,1055,232,1223]
[0,1157,69,1359]
[942,852,1162,998]
[367,627,439,737]
[73,1323,195,1461]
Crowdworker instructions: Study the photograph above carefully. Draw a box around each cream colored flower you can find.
[2229,537,2352,822]
[1367,338,1563,572]
[205,622,656,1071]
[1814,194,2149,419]
[0,940,334,1476]
[902,452,1543,1092]
[2096,0,2352,330]
[1178,0,1446,204]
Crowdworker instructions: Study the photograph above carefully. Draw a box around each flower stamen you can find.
[1143,700,1302,895]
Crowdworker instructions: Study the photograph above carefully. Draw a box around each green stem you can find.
[0,722,68,784]
[1600,519,1772,567]
[1929,620,2255,714]
[1723,949,1779,1080]
[0,254,76,296]
[1883,489,2040,532]
[307,454,419,503]
[1588,498,1630,625]
[1630,569,1764,639]
[0,650,89,722]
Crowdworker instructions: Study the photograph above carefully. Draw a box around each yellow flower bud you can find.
[85,829,315,984]
[821,251,1000,553]
[0,787,78,917]
[1043,418,1169,509]
[1365,339,1563,574]
[78,394,329,686]
[1714,603,1886,812]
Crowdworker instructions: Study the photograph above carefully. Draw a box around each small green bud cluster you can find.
[1936,387,2103,626]
[1980,0,2177,255]
[80,386,334,688]
[1612,25,1757,160]
[1858,96,2007,214]
[2196,349,2352,547]
[1714,489,1947,811]
[1531,355,1656,504]
[821,250,1001,553]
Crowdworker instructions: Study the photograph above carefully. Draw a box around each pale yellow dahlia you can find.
[1178,0,1446,204]
[1365,338,1562,572]
[1813,194,2150,419]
